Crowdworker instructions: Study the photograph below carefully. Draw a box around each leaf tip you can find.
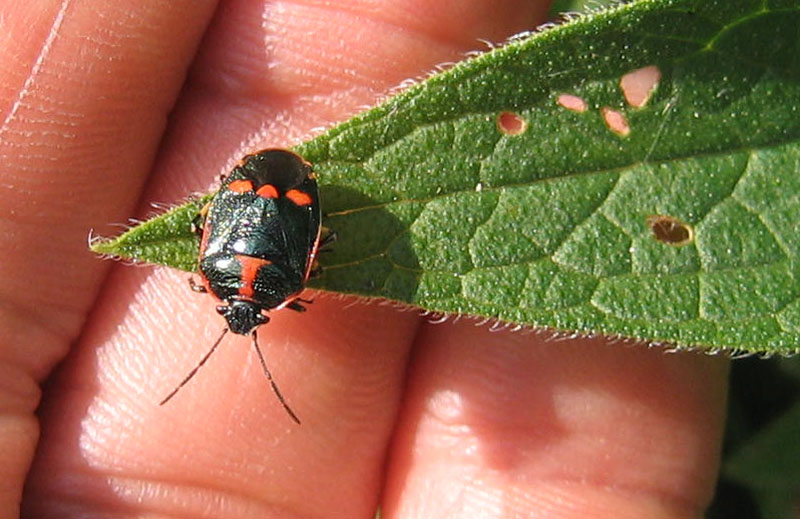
[88,228,116,255]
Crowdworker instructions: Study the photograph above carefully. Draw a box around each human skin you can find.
[0,1,729,518]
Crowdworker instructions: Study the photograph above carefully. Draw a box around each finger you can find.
[26,1,550,518]
[0,1,216,515]
[384,321,729,518]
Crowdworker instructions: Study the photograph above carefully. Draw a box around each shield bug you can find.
[161,149,332,423]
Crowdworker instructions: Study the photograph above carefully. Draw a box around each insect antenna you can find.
[251,330,301,424]
[160,327,229,405]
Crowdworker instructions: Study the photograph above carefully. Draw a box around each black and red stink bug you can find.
[161,149,332,423]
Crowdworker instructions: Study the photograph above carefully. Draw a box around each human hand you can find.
[2,1,728,517]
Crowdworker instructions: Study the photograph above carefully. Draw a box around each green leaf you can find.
[723,401,800,518]
[92,196,210,272]
[93,0,800,353]
[548,0,618,18]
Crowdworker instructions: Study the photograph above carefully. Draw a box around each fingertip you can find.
[384,320,729,518]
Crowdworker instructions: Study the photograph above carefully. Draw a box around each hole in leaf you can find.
[646,215,693,246]
[620,65,661,108]
[601,107,630,136]
[557,93,587,112]
[497,111,527,135]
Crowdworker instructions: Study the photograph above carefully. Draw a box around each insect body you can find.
[161,149,324,423]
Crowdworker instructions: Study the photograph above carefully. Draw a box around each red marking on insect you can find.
[235,255,272,299]
[229,179,254,193]
[285,189,313,206]
[257,184,279,199]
